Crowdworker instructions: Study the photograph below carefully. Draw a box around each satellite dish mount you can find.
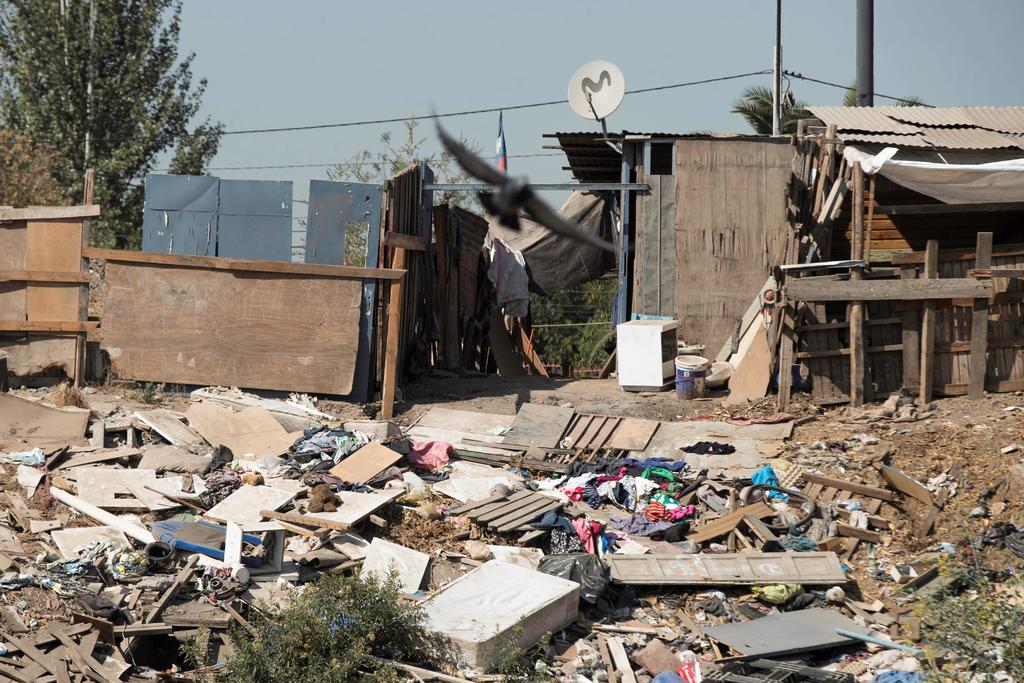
[568,61,625,151]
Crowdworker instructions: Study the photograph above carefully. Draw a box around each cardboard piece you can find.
[0,394,89,449]
[52,526,130,559]
[423,561,580,671]
[328,441,402,484]
[204,485,297,526]
[186,401,300,459]
[16,465,44,498]
[359,538,430,593]
[133,408,205,447]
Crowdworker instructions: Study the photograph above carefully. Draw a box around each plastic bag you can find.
[537,553,608,603]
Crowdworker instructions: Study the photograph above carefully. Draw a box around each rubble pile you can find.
[0,382,1021,681]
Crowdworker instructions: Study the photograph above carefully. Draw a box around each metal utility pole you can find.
[771,0,782,135]
[856,0,874,106]
[84,0,97,168]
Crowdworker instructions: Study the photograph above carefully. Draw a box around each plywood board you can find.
[204,485,297,526]
[502,404,575,448]
[414,407,514,435]
[73,468,177,511]
[607,552,846,585]
[298,489,402,528]
[675,139,793,352]
[607,419,660,451]
[644,419,793,448]
[185,401,298,459]
[102,259,363,394]
[724,329,771,405]
[24,220,81,324]
[134,409,205,448]
[52,526,130,559]
[0,394,89,450]
[328,441,402,483]
[359,538,430,593]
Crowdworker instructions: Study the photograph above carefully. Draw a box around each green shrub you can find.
[220,573,450,683]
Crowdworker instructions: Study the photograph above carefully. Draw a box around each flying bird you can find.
[435,122,615,252]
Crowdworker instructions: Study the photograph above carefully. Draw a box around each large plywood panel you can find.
[102,261,362,394]
[675,139,793,351]
[0,222,28,322]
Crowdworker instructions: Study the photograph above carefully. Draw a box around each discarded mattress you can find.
[422,560,579,671]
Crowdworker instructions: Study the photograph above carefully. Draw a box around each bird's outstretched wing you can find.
[522,193,614,252]
[436,120,615,252]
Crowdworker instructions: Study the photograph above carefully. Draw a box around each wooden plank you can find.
[920,240,939,403]
[380,247,406,419]
[687,502,773,543]
[971,267,1024,279]
[143,555,199,624]
[849,166,866,407]
[502,404,575,449]
[259,508,352,532]
[785,277,991,302]
[874,201,1024,216]
[900,268,921,391]
[892,243,1024,265]
[607,418,659,451]
[801,473,895,501]
[0,206,99,221]
[606,552,846,585]
[0,321,97,332]
[328,442,402,484]
[777,302,796,411]
[836,524,882,543]
[605,637,638,683]
[381,232,426,252]
[102,260,363,395]
[0,271,89,283]
[969,232,993,399]
[492,499,564,532]
[1,632,67,683]
[880,464,934,506]
[45,625,116,683]
[84,247,403,281]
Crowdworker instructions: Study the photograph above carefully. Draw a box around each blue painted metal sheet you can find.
[305,180,383,402]
[141,174,218,255]
[217,179,292,261]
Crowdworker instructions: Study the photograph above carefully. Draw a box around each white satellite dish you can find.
[567,61,625,121]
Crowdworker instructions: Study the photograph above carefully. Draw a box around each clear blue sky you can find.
[175,0,1024,224]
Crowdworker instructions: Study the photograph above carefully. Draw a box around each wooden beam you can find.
[0,205,100,221]
[83,247,405,281]
[777,302,795,411]
[969,232,993,399]
[850,165,866,407]
[0,321,99,332]
[801,472,895,501]
[381,232,427,252]
[260,509,352,532]
[971,268,1024,279]
[920,241,939,404]
[784,277,990,303]
[900,268,921,392]
[892,243,1024,265]
[0,270,89,283]
[380,246,406,419]
[875,201,1024,216]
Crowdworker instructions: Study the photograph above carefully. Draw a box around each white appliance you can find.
[616,319,679,391]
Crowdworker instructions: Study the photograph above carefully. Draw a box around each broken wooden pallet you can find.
[449,490,564,539]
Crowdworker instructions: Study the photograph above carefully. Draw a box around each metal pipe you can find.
[772,0,783,135]
[856,0,874,106]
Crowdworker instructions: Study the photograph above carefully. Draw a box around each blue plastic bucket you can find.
[675,355,709,399]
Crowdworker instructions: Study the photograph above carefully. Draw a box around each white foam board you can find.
[359,538,430,593]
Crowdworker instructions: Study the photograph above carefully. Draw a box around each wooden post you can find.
[900,267,920,392]
[969,232,993,398]
[920,240,939,403]
[380,247,407,419]
[0,351,7,392]
[777,301,796,411]
[849,164,866,406]
[76,168,95,388]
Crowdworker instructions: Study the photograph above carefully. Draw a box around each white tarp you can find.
[844,146,1024,204]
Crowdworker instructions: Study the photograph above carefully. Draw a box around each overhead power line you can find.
[154,152,562,173]
[784,71,932,106]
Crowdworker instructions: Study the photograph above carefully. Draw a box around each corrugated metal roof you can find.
[839,132,931,147]
[963,107,1024,134]
[879,106,970,127]
[807,106,921,134]
[921,127,1024,150]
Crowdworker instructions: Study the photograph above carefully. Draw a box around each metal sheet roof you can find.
[809,105,1024,150]
[921,127,1023,150]
[807,106,921,134]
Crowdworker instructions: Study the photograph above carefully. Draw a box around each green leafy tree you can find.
[530,278,617,375]
[0,0,222,247]
[731,85,808,135]
[0,130,66,206]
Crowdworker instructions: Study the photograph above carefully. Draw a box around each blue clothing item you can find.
[623,457,688,472]
[582,481,603,508]
[752,464,789,501]
[871,673,924,683]
[652,673,683,683]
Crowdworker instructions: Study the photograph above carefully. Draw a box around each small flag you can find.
[495,111,508,172]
